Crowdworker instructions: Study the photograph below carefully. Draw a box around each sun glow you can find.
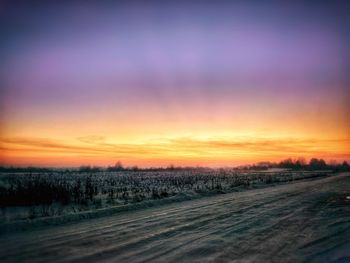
[1,1,349,167]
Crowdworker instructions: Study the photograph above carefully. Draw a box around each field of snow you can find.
[0,172,349,262]
[0,169,331,222]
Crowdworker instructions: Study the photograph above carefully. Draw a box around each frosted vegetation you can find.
[0,168,332,222]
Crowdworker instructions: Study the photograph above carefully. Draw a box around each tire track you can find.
[0,173,349,263]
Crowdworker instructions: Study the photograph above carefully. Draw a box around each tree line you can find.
[249,158,349,171]
[0,158,349,173]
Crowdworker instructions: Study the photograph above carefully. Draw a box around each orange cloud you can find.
[1,135,349,167]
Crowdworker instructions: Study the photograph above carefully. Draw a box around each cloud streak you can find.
[1,136,349,167]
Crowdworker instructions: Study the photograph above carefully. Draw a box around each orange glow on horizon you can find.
[1,133,349,167]
[1,92,349,167]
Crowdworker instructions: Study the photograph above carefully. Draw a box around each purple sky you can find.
[1,1,349,166]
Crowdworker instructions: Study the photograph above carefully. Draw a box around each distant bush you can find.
[277,158,349,171]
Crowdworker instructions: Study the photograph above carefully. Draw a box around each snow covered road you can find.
[1,173,350,263]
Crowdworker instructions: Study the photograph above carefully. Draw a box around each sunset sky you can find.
[1,1,349,167]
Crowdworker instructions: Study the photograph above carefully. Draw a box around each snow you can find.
[0,172,349,263]
[0,169,332,223]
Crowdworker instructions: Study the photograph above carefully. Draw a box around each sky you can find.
[0,1,349,167]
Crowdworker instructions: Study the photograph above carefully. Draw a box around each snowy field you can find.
[0,172,349,262]
[0,169,331,222]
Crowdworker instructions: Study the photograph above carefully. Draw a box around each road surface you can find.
[1,173,350,263]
